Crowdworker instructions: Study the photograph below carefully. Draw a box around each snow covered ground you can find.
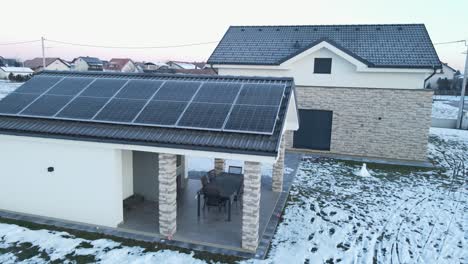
[432,95,467,119]
[0,128,466,263]
[0,81,21,100]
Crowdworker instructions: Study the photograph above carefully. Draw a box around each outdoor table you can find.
[197,172,243,221]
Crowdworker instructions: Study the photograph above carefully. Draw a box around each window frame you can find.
[313,58,332,74]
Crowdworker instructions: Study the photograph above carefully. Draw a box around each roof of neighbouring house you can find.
[78,56,103,66]
[208,24,442,69]
[0,67,33,73]
[0,71,295,156]
[441,62,457,73]
[168,61,198,69]
[24,57,68,69]
[105,58,133,71]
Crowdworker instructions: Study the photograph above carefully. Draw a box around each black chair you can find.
[200,175,209,187]
[203,185,228,212]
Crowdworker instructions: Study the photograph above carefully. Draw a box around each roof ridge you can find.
[229,23,425,28]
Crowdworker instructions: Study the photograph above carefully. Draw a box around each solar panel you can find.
[94,99,146,122]
[0,93,40,114]
[224,105,278,133]
[56,97,109,119]
[178,103,231,129]
[153,81,201,101]
[236,83,284,106]
[14,76,63,94]
[193,83,241,104]
[81,79,128,98]
[46,77,94,96]
[115,80,164,100]
[134,100,187,126]
[20,95,73,117]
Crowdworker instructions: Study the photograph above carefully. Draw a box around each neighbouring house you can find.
[208,24,442,162]
[0,66,33,79]
[0,57,21,67]
[425,62,458,90]
[0,71,298,254]
[167,60,200,70]
[72,56,104,71]
[135,62,170,73]
[24,57,70,72]
[104,58,138,73]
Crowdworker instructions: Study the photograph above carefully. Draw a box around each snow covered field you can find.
[0,128,466,263]
[432,95,467,119]
[0,81,21,100]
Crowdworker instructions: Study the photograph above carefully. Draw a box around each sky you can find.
[1,0,467,70]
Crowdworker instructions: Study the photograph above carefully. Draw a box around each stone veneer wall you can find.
[285,86,433,162]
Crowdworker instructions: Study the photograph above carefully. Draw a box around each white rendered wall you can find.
[46,60,69,71]
[217,47,429,89]
[0,135,124,227]
[122,150,133,199]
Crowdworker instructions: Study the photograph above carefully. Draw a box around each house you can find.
[24,57,70,72]
[0,67,33,79]
[0,71,298,254]
[425,62,458,90]
[72,56,104,71]
[167,61,199,70]
[0,57,21,67]
[208,24,442,163]
[104,58,138,73]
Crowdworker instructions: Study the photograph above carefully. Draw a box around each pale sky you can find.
[1,0,467,70]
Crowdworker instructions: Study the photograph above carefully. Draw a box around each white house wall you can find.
[217,47,429,89]
[0,135,124,227]
[46,60,70,71]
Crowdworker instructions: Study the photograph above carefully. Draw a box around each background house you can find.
[425,62,458,90]
[0,66,33,79]
[24,57,70,72]
[208,24,442,162]
[104,58,138,73]
[0,57,21,67]
[72,56,104,71]
[167,61,199,70]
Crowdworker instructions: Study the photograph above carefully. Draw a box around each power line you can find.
[0,39,41,46]
[45,39,219,49]
[434,40,466,45]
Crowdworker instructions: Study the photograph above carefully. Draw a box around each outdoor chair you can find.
[207,169,217,182]
[203,185,228,212]
[200,175,209,188]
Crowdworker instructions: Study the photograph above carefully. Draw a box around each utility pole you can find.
[41,36,46,69]
[456,43,468,129]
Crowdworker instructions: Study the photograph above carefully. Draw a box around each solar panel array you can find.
[0,75,286,135]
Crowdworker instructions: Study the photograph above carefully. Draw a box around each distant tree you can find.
[437,77,451,90]
[8,73,15,81]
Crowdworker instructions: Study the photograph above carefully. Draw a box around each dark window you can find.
[314,58,332,74]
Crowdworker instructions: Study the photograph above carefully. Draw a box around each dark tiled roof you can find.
[104,58,133,71]
[79,56,103,65]
[24,57,68,69]
[0,71,295,156]
[208,24,441,69]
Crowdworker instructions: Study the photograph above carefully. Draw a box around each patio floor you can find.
[119,175,280,250]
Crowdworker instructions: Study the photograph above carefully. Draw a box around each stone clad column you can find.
[272,135,285,192]
[214,158,225,174]
[242,161,261,251]
[158,153,177,237]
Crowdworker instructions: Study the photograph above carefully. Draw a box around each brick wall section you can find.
[158,153,177,237]
[291,86,433,161]
[272,135,285,192]
[214,158,225,174]
[242,161,262,251]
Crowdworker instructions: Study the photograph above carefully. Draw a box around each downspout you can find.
[423,66,437,89]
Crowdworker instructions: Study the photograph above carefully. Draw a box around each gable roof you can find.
[0,71,295,156]
[442,62,457,73]
[208,24,442,69]
[78,56,103,66]
[24,57,68,69]
[104,58,134,71]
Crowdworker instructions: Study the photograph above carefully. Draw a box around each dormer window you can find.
[314,58,332,74]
